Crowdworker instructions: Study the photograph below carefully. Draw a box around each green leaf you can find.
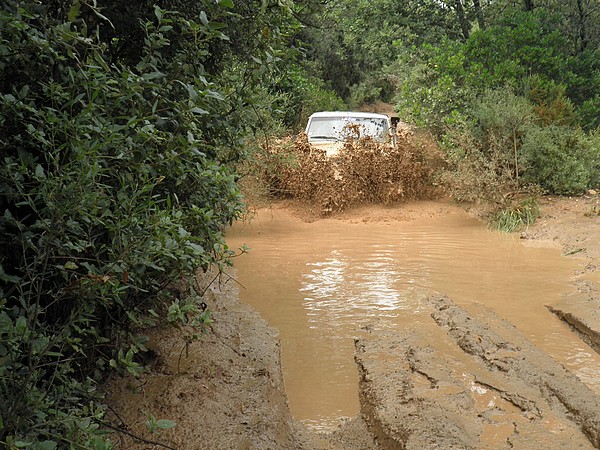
[39,441,58,450]
[15,316,27,335]
[188,243,204,254]
[208,22,227,31]
[190,107,209,115]
[156,419,176,429]
[67,0,81,22]
[199,11,208,26]
[218,0,234,8]
[35,164,46,179]
[0,264,20,283]
[0,313,11,329]
[142,71,166,81]
[154,6,163,22]
[64,261,78,270]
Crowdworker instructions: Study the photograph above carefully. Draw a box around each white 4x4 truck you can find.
[305,111,396,157]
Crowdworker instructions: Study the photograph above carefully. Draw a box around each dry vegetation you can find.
[244,128,444,215]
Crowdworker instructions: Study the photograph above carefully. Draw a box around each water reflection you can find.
[301,246,428,321]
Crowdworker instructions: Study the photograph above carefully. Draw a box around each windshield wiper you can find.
[309,135,338,140]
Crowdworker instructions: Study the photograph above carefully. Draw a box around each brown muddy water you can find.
[226,202,600,431]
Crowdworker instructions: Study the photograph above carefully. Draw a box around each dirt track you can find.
[105,195,600,449]
[357,298,600,449]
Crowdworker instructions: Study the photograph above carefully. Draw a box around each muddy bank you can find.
[430,296,600,446]
[104,195,600,449]
[353,291,600,449]
[547,299,600,355]
[105,276,313,449]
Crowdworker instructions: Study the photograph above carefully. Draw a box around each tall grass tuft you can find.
[489,197,540,232]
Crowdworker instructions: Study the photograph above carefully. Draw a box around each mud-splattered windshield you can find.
[307,116,389,143]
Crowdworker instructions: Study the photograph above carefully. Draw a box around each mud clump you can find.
[274,131,443,215]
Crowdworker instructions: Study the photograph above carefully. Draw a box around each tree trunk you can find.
[523,0,534,11]
[576,0,588,52]
[454,0,470,40]
[473,0,485,30]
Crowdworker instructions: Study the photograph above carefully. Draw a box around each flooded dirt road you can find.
[106,196,600,449]
[227,201,600,431]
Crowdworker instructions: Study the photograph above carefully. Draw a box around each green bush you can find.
[521,125,600,194]
[525,77,577,126]
[464,8,570,87]
[0,4,243,447]
[347,76,395,109]
[439,87,535,206]
[577,96,600,131]
[442,85,600,206]
[390,45,476,132]
[273,64,346,130]
[389,7,598,133]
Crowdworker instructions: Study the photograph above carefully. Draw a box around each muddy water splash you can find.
[226,202,600,431]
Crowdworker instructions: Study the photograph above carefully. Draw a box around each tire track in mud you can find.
[354,296,600,449]
[432,296,600,446]
[547,299,600,355]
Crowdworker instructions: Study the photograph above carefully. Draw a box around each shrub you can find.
[464,8,570,87]
[521,125,600,194]
[0,4,243,447]
[235,134,298,210]
[578,97,600,131]
[389,46,476,133]
[441,86,600,225]
[389,7,598,133]
[347,77,395,109]
[440,88,536,207]
[525,77,577,126]
[268,63,346,130]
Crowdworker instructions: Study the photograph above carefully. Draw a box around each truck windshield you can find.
[307,117,389,142]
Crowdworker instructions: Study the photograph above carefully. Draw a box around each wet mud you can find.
[356,319,596,448]
[105,276,312,449]
[522,195,600,361]
[228,198,600,428]
[432,296,599,447]
[548,299,600,355]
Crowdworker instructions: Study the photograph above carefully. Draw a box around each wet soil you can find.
[104,195,600,449]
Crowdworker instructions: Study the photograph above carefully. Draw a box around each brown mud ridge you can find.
[358,297,600,449]
[105,196,600,449]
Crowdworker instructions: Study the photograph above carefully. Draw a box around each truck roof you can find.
[307,111,390,120]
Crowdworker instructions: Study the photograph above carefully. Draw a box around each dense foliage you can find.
[0,0,305,447]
